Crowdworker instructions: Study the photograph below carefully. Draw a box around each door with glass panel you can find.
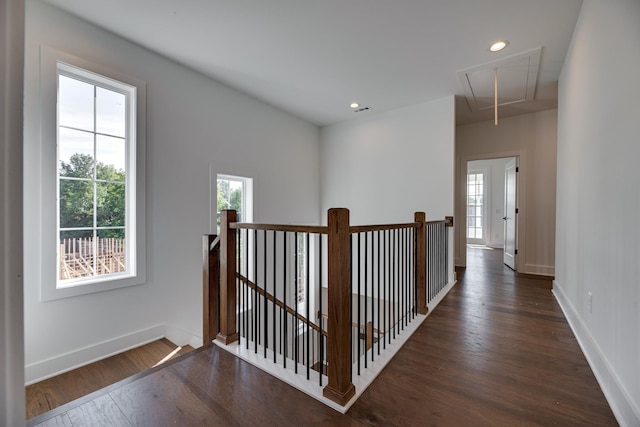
[467,170,486,245]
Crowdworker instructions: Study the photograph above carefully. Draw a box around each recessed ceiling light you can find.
[490,40,509,52]
[349,102,360,109]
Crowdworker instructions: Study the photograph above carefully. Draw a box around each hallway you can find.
[29,248,617,426]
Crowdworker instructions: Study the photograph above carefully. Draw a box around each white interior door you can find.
[503,158,517,269]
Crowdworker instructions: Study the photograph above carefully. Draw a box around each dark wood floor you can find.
[28,247,618,426]
[26,338,194,419]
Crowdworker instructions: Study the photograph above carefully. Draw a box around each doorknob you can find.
[502,216,508,220]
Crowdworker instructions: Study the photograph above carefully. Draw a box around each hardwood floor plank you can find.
[168,346,350,426]
[26,339,193,419]
[28,247,618,426]
[66,394,132,427]
[108,368,236,427]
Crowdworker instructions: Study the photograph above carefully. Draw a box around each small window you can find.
[216,174,253,233]
[57,64,137,288]
[467,171,485,242]
[217,174,253,315]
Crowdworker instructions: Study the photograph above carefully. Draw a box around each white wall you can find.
[467,158,511,248]
[23,1,320,383]
[320,96,455,283]
[320,97,455,224]
[555,0,640,425]
[1,0,25,424]
[456,110,557,275]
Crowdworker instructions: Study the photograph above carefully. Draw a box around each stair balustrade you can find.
[203,208,452,407]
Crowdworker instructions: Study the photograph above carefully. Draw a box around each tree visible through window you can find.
[216,175,249,233]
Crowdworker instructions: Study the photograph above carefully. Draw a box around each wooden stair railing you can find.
[203,208,451,407]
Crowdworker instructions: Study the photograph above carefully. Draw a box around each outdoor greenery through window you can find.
[216,175,248,233]
[57,64,134,285]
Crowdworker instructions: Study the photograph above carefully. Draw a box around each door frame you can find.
[502,157,518,270]
[456,150,526,272]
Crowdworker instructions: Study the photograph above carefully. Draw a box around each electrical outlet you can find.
[588,291,593,313]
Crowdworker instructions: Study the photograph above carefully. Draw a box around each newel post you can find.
[203,234,219,346]
[323,208,356,406]
[217,210,239,345]
[415,212,428,315]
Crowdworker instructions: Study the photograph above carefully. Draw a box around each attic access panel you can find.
[457,47,542,111]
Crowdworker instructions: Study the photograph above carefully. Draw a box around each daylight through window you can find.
[57,64,136,286]
[467,171,484,241]
[217,174,252,233]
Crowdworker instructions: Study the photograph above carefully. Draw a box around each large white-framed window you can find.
[38,46,146,301]
[57,64,133,287]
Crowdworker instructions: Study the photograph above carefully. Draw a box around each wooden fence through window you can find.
[59,237,126,280]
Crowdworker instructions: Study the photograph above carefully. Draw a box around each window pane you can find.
[97,182,125,227]
[96,135,126,179]
[59,75,94,131]
[97,229,127,276]
[59,230,94,280]
[60,178,94,228]
[96,87,126,137]
[59,128,94,178]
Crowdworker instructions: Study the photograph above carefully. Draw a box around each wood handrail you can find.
[349,222,420,233]
[230,222,329,234]
[227,219,452,235]
[236,274,327,337]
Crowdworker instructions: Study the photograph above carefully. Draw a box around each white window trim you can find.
[216,173,253,225]
[467,168,488,245]
[38,46,146,301]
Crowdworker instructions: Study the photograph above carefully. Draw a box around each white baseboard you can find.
[25,324,201,385]
[164,324,202,350]
[524,263,555,276]
[553,281,640,427]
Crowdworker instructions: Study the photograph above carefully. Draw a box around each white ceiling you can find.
[43,0,584,126]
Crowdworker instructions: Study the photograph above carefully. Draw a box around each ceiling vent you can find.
[457,47,542,112]
[353,106,370,113]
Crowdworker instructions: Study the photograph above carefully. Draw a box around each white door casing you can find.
[503,158,517,270]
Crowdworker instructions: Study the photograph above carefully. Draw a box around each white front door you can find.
[503,158,517,270]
